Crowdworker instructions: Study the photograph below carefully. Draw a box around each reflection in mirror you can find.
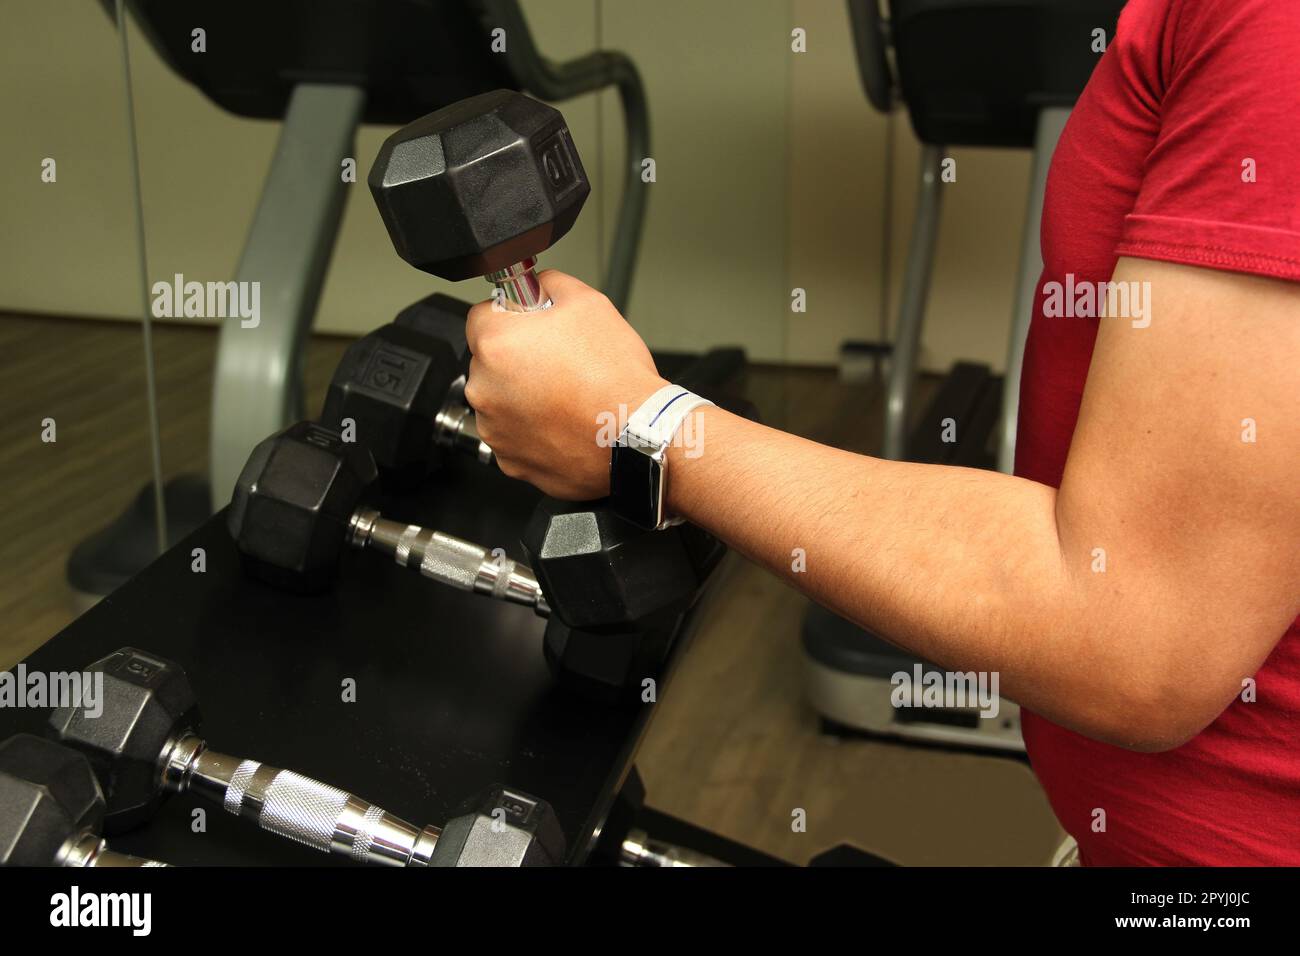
[0,1,167,664]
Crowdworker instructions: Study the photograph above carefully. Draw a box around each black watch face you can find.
[609,446,661,530]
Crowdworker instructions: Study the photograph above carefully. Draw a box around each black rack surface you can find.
[0,457,670,866]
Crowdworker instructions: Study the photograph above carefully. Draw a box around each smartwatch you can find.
[609,384,713,530]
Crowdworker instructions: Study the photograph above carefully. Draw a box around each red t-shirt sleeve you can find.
[1113,0,1300,281]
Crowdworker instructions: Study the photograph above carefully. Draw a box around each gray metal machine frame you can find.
[882,108,1071,469]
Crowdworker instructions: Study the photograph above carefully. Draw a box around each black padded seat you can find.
[888,0,1127,146]
[109,0,517,123]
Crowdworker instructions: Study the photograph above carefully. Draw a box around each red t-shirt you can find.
[1017,0,1300,866]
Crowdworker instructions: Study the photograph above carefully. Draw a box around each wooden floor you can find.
[0,313,1060,865]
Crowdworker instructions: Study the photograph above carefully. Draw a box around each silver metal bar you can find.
[620,829,730,867]
[115,0,167,554]
[485,256,550,311]
[434,381,495,464]
[997,106,1072,473]
[63,832,168,868]
[883,143,946,461]
[347,508,549,615]
[208,83,366,507]
[163,734,440,867]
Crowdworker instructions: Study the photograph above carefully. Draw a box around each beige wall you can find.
[0,0,1031,371]
[1,2,140,319]
[788,0,888,364]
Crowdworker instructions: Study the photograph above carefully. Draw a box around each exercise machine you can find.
[70,0,651,603]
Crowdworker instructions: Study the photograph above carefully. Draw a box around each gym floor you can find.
[0,312,1061,866]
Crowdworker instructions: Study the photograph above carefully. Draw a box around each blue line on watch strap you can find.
[647,390,690,427]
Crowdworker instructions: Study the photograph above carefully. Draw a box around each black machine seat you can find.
[803,604,928,679]
[852,0,1128,147]
[108,0,518,123]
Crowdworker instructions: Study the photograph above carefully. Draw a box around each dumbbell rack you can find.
[3,353,755,867]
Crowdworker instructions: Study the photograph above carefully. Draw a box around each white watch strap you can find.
[622,384,714,451]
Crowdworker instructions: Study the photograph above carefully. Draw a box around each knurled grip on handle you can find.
[419,534,545,608]
[348,509,547,613]
[221,759,422,865]
[413,529,491,591]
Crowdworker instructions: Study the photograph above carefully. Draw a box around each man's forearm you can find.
[665,406,1153,748]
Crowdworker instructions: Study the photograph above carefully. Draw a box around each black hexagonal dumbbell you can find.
[518,391,763,654]
[230,421,724,624]
[430,786,565,867]
[524,500,727,701]
[0,734,167,867]
[320,294,493,491]
[47,648,565,867]
[227,420,548,611]
[228,421,727,699]
[523,498,725,632]
[539,619,676,704]
[369,89,589,312]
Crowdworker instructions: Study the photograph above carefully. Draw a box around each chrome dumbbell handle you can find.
[435,377,494,465]
[348,507,550,616]
[163,734,440,867]
[61,832,168,868]
[619,829,729,868]
[485,256,551,312]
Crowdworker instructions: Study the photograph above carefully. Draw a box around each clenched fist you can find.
[463,271,668,499]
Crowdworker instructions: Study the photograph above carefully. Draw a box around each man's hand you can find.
[464,270,667,499]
